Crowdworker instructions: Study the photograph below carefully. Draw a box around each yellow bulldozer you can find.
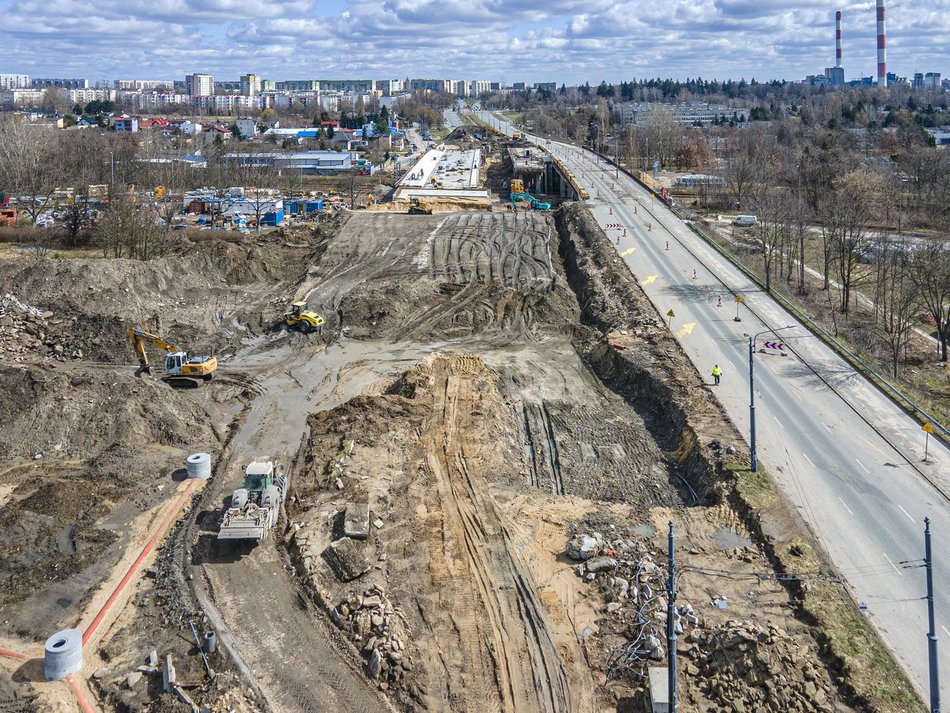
[285,301,325,334]
[128,327,217,388]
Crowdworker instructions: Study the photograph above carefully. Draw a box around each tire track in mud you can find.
[424,358,571,713]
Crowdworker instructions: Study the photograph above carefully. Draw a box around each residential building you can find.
[611,101,748,125]
[0,74,30,90]
[261,80,276,92]
[470,80,491,96]
[534,82,556,92]
[214,81,242,92]
[0,88,43,109]
[512,82,526,91]
[67,88,117,104]
[240,74,261,97]
[187,73,214,96]
[113,118,139,132]
[115,79,174,91]
[276,80,319,92]
[33,78,88,89]
[235,118,257,139]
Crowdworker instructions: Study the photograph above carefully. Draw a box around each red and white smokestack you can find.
[876,0,887,87]
[835,11,842,67]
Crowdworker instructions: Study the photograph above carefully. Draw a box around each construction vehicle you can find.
[509,192,551,211]
[218,460,288,542]
[284,301,325,333]
[408,197,432,215]
[128,326,218,387]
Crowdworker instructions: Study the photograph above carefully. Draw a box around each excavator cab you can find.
[285,301,325,334]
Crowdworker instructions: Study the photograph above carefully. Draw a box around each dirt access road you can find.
[192,339,440,713]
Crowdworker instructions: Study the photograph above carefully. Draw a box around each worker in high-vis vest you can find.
[712,365,722,385]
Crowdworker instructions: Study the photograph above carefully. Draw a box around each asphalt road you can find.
[480,112,950,703]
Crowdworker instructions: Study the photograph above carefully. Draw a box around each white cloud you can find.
[0,0,948,82]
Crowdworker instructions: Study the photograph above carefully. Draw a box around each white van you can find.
[732,215,758,227]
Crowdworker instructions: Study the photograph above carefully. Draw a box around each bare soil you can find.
[0,156,891,712]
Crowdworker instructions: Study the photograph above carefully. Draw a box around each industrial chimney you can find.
[876,0,887,87]
[835,11,842,67]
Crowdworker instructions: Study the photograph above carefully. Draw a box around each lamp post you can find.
[749,325,796,472]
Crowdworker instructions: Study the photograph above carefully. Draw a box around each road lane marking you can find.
[675,323,696,338]
[620,247,636,257]
[942,625,950,638]
[837,497,854,516]
[823,422,833,433]
[882,551,903,577]
[855,458,870,474]
[802,452,815,467]
[641,275,658,286]
[898,504,916,523]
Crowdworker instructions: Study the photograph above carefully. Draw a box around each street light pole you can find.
[925,517,941,713]
[749,325,796,472]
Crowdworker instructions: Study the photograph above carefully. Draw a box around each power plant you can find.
[876,0,887,87]
[835,10,842,67]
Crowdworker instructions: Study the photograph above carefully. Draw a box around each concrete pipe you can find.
[186,452,212,479]
[44,629,83,681]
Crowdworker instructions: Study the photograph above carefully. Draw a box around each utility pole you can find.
[667,520,678,712]
[925,517,941,713]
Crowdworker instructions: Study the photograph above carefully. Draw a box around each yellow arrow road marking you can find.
[675,322,696,338]
[641,275,657,286]
[620,247,636,257]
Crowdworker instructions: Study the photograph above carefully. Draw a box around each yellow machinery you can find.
[128,327,217,387]
[408,197,432,215]
[285,301,325,334]
[510,178,525,194]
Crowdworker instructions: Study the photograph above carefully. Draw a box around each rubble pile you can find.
[684,620,839,712]
[331,586,421,698]
[0,293,79,361]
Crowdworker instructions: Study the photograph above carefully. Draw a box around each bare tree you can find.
[96,199,168,260]
[876,236,921,378]
[910,238,950,362]
[40,87,71,115]
[828,170,883,314]
[0,118,60,224]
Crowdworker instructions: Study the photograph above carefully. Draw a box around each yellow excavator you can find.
[284,301,325,334]
[128,327,217,387]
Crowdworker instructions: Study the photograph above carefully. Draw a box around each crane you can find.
[128,327,217,388]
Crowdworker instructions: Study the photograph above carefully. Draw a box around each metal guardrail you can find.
[581,146,950,450]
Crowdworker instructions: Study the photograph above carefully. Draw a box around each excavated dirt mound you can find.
[0,226,329,363]
[311,211,579,342]
[0,365,215,460]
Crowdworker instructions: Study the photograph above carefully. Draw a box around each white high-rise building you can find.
[240,73,261,97]
[0,74,30,90]
[187,73,214,96]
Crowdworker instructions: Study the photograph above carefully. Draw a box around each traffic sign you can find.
[762,340,786,351]
[923,422,934,434]
[666,309,675,317]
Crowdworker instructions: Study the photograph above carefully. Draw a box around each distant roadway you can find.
[479,111,950,702]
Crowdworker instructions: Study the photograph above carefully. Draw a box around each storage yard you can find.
[0,132,887,712]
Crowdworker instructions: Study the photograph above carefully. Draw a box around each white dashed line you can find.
[802,452,815,467]
[837,497,854,516]
[855,458,870,474]
[898,504,916,523]
[882,552,903,577]
[942,625,950,638]
[823,422,833,433]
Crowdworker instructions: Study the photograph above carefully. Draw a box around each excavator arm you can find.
[128,327,181,375]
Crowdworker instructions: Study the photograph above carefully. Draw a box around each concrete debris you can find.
[0,292,78,362]
[323,536,372,582]
[344,502,370,540]
[565,533,601,561]
[334,586,416,696]
[162,654,176,693]
[126,671,143,689]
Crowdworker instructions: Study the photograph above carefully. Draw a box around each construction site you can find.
[0,127,901,713]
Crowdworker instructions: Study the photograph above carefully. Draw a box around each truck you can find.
[218,461,288,542]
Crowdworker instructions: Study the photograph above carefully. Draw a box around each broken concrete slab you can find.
[323,537,372,582]
[344,502,370,540]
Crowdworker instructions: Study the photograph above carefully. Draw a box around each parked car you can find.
[732,215,758,227]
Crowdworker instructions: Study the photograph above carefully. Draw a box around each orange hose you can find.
[0,648,26,660]
[82,479,196,646]
[66,673,96,713]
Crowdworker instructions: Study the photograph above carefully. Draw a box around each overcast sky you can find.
[0,0,947,85]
